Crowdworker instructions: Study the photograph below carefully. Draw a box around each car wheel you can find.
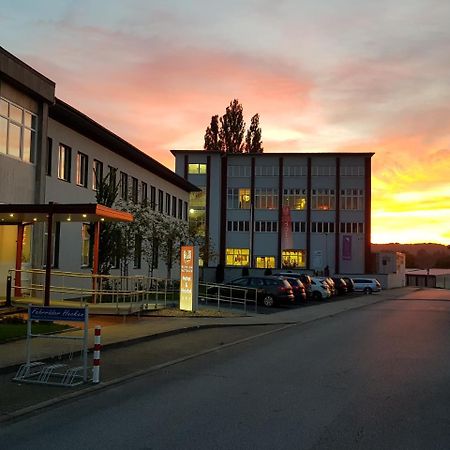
[363,287,372,294]
[313,291,322,301]
[262,295,275,307]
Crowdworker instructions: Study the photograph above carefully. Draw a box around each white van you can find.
[352,278,381,294]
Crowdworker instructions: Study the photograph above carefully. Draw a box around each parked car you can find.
[278,276,307,303]
[309,277,332,300]
[208,276,295,307]
[317,277,336,296]
[331,277,348,295]
[341,277,355,292]
[352,278,381,294]
[273,272,312,298]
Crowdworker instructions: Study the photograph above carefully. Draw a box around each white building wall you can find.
[45,119,190,279]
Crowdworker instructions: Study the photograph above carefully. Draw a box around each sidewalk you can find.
[0,288,415,422]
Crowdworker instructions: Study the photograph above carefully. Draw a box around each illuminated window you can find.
[282,250,306,269]
[190,189,206,208]
[283,188,306,210]
[226,248,250,266]
[188,163,207,174]
[255,188,278,209]
[0,97,37,162]
[255,256,276,268]
[76,152,88,187]
[58,144,71,182]
[311,189,335,210]
[227,188,251,209]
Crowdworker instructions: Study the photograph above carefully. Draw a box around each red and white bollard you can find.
[92,325,102,384]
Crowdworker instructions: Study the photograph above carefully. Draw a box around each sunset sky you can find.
[1,1,449,244]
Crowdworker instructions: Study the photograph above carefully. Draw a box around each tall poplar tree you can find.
[219,99,245,153]
[244,113,263,153]
[203,115,221,152]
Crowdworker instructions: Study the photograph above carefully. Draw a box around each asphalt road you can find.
[2,289,450,449]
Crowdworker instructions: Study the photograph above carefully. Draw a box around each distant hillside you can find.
[371,243,450,268]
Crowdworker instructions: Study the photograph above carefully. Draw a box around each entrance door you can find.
[0,225,17,297]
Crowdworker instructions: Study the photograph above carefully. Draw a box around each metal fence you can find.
[7,268,179,313]
[198,281,258,313]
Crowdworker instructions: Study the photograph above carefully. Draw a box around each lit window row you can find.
[188,163,207,174]
[226,249,306,268]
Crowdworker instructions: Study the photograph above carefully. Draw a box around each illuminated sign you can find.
[180,245,198,311]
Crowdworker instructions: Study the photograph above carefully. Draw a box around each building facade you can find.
[0,47,196,294]
[172,150,373,278]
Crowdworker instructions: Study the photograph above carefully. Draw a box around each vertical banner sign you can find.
[342,235,352,261]
[180,245,199,312]
[281,206,293,250]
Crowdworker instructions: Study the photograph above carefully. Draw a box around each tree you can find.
[244,113,263,153]
[203,115,221,152]
[219,99,246,153]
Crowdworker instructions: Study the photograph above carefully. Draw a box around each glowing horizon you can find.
[1,1,449,245]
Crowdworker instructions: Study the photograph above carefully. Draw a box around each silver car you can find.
[352,278,381,294]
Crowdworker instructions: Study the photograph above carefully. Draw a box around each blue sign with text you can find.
[29,306,87,322]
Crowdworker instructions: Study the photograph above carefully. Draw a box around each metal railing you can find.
[198,281,258,314]
[7,268,179,313]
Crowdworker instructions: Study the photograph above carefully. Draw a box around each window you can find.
[226,248,250,266]
[76,152,88,187]
[311,166,336,176]
[311,222,335,233]
[120,172,128,200]
[292,221,306,233]
[129,177,138,203]
[340,222,364,234]
[227,221,250,232]
[311,189,335,210]
[141,182,148,204]
[340,189,364,210]
[282,250,306,269]
[81,223,92,267]
[150,185,156,210]
[188,163,207,174]
[283,166,307,177]
[0,96,37,162]
[283,188,306,210]
[227,188,251,209]
[165,193,171,215]
[255,166,278,176]
[134,235,142,269]
[158,190,164,213]
[228,165,250,177]
[108,166,117,188]
[255,256,276,269]
[45,138,52,176]
[178,199,183,219]
[58,144,71,182]
[254,221,278,232]
[92,160,103,191]
[184,201,188,221]
[341,166,364,177]
[255,188,278,209]
[172,195,177,217]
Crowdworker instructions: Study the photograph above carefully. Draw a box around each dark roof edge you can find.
[0,46,55,103]
[50,98,199,192]
[171,149,375,157]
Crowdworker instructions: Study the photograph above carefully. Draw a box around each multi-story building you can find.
[172,150,373,279]
[0,47,197,294]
